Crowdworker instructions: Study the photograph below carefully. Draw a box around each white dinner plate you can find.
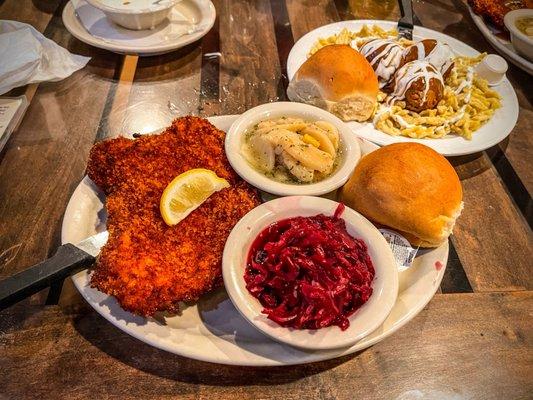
[286,20,520,156]
[468,6,533,76]
[62,0,215,56]
[62,114,448,366]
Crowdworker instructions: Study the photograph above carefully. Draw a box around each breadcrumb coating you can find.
[86,117,260,316]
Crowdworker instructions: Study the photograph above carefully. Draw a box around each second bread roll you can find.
[287,45,378,122]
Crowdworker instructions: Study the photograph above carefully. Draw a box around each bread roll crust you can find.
[287,45,378,122]
[340,143,463,247]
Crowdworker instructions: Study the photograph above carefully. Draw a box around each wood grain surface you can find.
[0,68,120,276]
[412,0,533,292]
[0,0,121,306]
[0,293,531,399]
[0,0,62,32]
[0,0,531,397]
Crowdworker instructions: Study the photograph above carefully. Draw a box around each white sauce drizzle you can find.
[372,105,415,129]
[388,60,444,106]
[434,106,466,135]
[372,105,391,125]
[391,113,415,129]
[359,39,404,88]
[455,67,474,97]
[433,66,474,134]
[408,40,454,76]
[362,36,477,136]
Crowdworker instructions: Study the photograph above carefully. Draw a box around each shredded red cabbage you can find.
[244,204,375,331]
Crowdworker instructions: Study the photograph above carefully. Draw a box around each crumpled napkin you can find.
[0,20,90,95]
[71,0,202,47]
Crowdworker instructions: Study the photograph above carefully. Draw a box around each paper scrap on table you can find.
[379,229,419,272]
[0,96,28,152]
[0,20,90,95]
[71,0,203,47]
[0,97,23,136]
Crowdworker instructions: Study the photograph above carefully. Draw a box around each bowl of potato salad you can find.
[225,102,361,196]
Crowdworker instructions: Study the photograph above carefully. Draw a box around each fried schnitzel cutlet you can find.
[86,116,260,316]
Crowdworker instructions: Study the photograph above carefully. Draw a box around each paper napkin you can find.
[0,20,90,95]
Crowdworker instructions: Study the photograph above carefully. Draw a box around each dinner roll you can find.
[287,45,378,122]
[340,143,463,247]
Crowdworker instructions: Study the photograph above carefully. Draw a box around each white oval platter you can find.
[286,20,519,156]
[62,114,448,366]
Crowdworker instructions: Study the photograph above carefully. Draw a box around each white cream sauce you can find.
[408,40,454,76]
[391,113,415,129]
[455,67,474,97]
[372,105,415,129]
[98,0,175,11]
[372,105,390,125]
[358,39,404,88]
[362,37,476,135]
[387,60,444,106]
[432,66,474,134]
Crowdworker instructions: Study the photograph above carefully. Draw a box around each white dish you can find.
[468,5,533,75]
[504,9,533,62]
[62,0,215,56]
[225,102,361,196]
[85,0,181,30]
[62,114,449,366]
[474,54,508,86]
[222,196,398,350]
[286,20,520,156]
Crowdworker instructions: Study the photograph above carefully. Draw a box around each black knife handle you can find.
[398,0,414,29]
[0,244,95,311]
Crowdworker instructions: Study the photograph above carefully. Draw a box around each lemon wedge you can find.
[160,168,230,226]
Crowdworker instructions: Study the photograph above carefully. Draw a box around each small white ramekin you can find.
[222,196,399,350]
[225,102,361,197]
[474,54,508,86]
[504,9,533,62]
[85,0,181,30]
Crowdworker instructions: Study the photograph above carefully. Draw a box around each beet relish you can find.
[244,204,375,331]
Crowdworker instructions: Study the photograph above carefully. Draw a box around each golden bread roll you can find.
[287,45,378,122]
[340,143,463,247]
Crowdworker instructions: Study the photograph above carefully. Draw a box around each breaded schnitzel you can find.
[86,117,260,316]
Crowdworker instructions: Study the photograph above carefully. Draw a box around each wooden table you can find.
[0,0,531,398]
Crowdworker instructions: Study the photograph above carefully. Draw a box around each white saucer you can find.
[62,0,216,56]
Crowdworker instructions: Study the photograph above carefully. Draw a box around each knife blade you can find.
[0,231,108,311]
[398,0,414,40]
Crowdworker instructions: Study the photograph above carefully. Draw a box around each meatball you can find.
[389,61,444,112]
[401,39,454,80]
[358,38,403,89]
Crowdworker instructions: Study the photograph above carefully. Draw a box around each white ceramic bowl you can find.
[222,196,399,350]
[85,0,181,30]
[225,102,361,196]
[504,9,533,62]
